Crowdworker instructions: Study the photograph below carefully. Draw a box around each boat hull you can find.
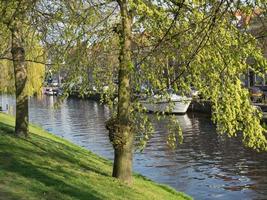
[43,87,59,96]
[141,99,191,114]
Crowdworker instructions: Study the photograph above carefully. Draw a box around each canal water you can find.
[1,95,267,200]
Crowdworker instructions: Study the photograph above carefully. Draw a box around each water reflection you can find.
[142,114,267,200]
[1,95,267,200]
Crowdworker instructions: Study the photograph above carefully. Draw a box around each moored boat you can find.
[44,87,60,96]
[140,94,192,114]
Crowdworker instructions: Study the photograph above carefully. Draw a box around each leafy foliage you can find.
[42,0,267,152]
[0,1,45,96]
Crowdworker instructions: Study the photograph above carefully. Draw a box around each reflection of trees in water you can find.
[188,113,267,169]
[30,96,113,158]
[31,96,110,137]
[66,98,110,130]
[0,94,16,115]
[143,113,267,197]
[191,116,267,197]
[3,95,267,198]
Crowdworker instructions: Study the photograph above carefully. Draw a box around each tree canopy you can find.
[0,0,266,183]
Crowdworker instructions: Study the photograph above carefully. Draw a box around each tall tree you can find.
[10,20,28,136]
[0,0,44,136]
[41,0,267,184]
[110,0,133,184]
[108,0,267,183]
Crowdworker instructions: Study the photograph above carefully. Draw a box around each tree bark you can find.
[10,23,29,137]
[112,0,133,184]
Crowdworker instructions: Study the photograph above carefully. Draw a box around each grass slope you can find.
[0,113,191,200]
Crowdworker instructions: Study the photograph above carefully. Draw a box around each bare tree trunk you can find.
[11,23,29,137]
[111,0,133,184]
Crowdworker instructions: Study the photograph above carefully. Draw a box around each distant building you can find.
[236,8,267,88]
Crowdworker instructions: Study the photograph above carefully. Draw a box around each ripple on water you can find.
[1,95,267,200]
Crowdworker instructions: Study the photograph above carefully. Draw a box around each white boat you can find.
[44,87,59,96]
[140,94,192,114]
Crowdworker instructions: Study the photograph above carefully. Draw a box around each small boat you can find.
[44,87,59,96]
[140,93,192,114]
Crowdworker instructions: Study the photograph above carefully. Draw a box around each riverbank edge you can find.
[0,113,192,200]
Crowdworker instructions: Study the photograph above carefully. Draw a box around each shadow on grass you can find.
[0,121,110,177]
[26,134,111,177]
[0,123,14,135]
[0,190,22,200]
[1,159,104,200]
[0,122,110,199]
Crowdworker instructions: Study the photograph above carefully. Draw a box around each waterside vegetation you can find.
[0,113,191,200]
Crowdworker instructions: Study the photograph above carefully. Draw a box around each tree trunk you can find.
[11,23,29,137]
[112,0,133,184]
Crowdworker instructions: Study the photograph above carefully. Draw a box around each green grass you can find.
[0,113,192,200]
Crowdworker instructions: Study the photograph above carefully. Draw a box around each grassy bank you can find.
[0,113,191,200]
